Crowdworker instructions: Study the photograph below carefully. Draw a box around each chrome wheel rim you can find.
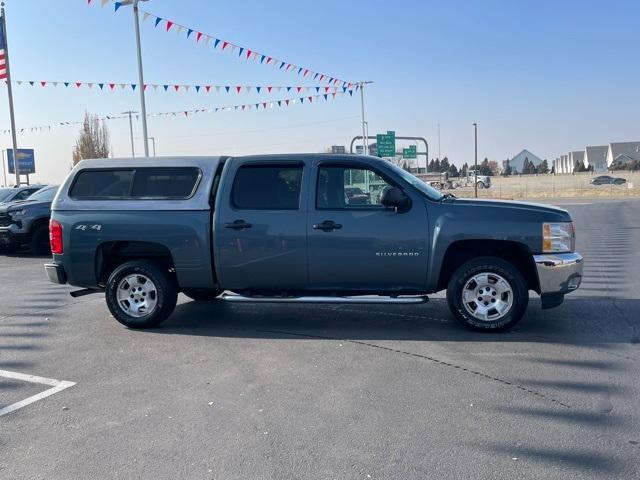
[462,272,513,322]
[116,274,158,318]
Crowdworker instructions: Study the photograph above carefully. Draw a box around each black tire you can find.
[105,260,178,329]
[446,257,528,332]
[30,225,51,255]
[183,289,223,302]
[477,181,485,189]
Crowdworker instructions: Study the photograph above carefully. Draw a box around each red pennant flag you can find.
[222,41,229,50]
[262,102,267,109]
[303,69,309,77]
[235,86,242,93]
[40,81,47,87]
[308,96,312,102]
[75,82,82,88]
[266,57,272,64]
[320,75,325,82]
[196,32,203,42]
[324,86,330,93]
[296,86,302,93]
[109,83,116,90]
[174,85,180,92]
[166,21,174,32]
[267,86,272,93]
[205,85,211,93]
[286,64,292,71]
[332,92,336,99]
[285,99,290,106]
[246,49,252,59]
[242,105,246,111]
[143,84,148,91]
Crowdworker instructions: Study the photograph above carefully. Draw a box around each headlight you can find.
[542,222,575,253]
[8,209,27,219]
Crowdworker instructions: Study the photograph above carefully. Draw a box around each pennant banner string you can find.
[0,90,353,135]
[4,79,355,95]
[88,0,354,88]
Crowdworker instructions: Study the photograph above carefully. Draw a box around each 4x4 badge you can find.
[75,224,102,231]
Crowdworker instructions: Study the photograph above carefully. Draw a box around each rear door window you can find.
[232,165,303,210]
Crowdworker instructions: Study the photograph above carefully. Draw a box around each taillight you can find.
[50,219,63,254]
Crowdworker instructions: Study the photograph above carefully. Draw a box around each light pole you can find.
[148,136,156,156]
[359,81,374,155]
[120,0,150,157]
[1,149,7,186]
[473,123,478,198]
[123,111,138,157]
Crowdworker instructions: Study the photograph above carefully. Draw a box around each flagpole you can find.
[1,2,20,185]
[132,0,149,157]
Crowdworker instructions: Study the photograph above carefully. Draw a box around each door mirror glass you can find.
[380,187,411,211]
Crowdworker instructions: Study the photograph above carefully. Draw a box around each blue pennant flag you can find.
[195,85,200,92]
[297,67,303,75]
[29,81,34,86]
[114,2,122,12]
[314,73,319,80]
[342,87,347,93]
[315,87,320,93]
[214,39,221,48]
[131,84,137,91]
[349,90,353,96]
[98,83,104,90]
[187,29,193,38]
[286,87,291,92]
[154,17,162,28]
[278,100,282,107]
[163,85,169,91]
[225,86,230,93]
[279,62,285,69]
[255,103,259,109]
[323,94,328,100]
[64,82,69,87]
[256,86,261,93]
[260,55,265,64]
[238,47,244,57]
[300,97,304,104]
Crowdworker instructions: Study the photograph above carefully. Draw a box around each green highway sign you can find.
[376,131,396,157]
[402,145,417,159]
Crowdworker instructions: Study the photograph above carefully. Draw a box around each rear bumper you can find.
[533,252,583,295]
[45,262,67,284]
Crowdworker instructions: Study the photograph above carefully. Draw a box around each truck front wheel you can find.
[446,257,528,332]
[105,260,178,329]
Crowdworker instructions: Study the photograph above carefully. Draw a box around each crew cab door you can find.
[215,159,308,290]
[307,160,429,292]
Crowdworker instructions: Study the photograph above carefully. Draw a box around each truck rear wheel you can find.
[446,257,528,332]
[105,260,177,329]
[30,225,51,256]
[183,289,223,302]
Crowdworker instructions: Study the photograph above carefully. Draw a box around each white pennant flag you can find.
[87,83,94,89]
[277,86,282,92]
[176,26,184,36]
[101,0,110,6]
[184,85,190,91]
[16,80,22,85]
[246,86,252,93]
[142,12,151,22]
[152,84,159,91]
[120,83,127,89]
[205,36,211,46]
[52,82,58,87]
[215,86,221,93]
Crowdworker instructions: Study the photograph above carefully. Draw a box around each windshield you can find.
[385,162,444,201]
[0,188,14,202]
[26,186,58,202]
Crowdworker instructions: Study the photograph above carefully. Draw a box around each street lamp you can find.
[118,0,150,157]
[123,111,139,157]
[359,81,374,155]
[473,123,478,198]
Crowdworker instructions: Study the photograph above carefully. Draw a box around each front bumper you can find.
[533,252,583,295]
[0,226,26,247]
[45,262,67,284]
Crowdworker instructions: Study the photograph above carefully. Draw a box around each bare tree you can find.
[72,112,110,165]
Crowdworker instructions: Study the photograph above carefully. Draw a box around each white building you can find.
[503,149,544,174]
[606,142,640,168]
[584,146,608,172]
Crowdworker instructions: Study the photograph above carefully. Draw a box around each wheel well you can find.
[30,217,50,233]
[96,241,175,286]
[437,240,539,292]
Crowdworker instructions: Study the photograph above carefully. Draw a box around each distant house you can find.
[606,141,640,168]
[568,151,584,172]
[502,149,544,174]
[584,146,608,172]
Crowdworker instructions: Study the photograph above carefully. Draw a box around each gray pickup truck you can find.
[45,155,583,332]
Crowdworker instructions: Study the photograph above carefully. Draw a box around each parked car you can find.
[590,175,626,185]
[0,185,58,254]
[45,155,583,332]
[0,185,46,205]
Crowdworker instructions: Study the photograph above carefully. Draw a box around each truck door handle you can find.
[225,219,252,230]
[313,220,342,232]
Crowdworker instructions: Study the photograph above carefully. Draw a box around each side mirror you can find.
[380,187,411,211]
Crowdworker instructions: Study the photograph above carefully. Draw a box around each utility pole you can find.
[1,3,20,185]
[438,123,441,160]
[473,123,478,198]
[359,81,373,155]
[148,136,156,156]
[1,149,6,186]
[121,0,150,156]
[123,111,138,157]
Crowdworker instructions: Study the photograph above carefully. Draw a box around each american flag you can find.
[0,18,6,81]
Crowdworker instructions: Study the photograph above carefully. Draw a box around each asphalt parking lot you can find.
[1,199,639,480]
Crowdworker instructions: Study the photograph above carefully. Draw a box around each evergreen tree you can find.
[440,157,450,173]
[537,159,549,174]
[448,163,459,177]
[461,162,468,177]
[503,159,512,176]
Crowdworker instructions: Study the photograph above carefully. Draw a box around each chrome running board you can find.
[221,293,428,305]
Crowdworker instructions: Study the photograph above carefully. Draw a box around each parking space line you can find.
[0,369,76,417]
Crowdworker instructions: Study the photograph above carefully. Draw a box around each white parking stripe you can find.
[0,370,76,417]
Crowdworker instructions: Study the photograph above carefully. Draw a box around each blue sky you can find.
[1,0,639,184]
